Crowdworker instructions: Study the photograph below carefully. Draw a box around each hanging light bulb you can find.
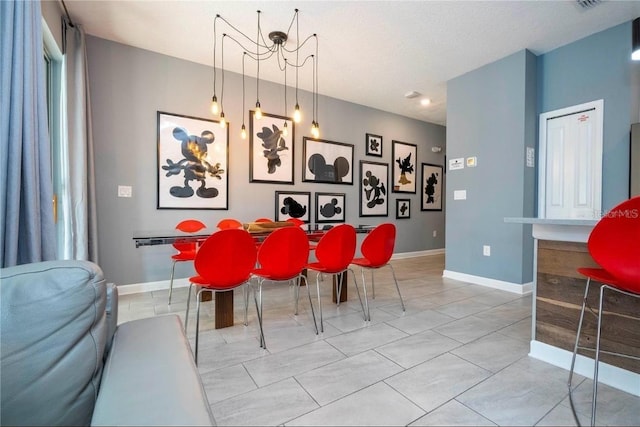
[220,111,226,128]
[210,95,219,115]
[241,123,247,139]
[282,121,289,137]
[293,104,301,123]
[315,121,320,138]
[311,121,319,138]
[254,101,262,120]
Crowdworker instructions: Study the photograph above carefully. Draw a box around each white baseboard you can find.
[118,249,445,295]
[442,270,532,295]
[529,340,640,396]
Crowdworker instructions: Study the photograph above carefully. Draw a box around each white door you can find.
[538,100,603,219]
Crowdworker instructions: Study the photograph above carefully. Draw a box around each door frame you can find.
[537,99,604,218]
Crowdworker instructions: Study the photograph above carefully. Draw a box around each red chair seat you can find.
[168,219,206,305]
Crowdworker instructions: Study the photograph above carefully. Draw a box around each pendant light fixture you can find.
[210,9,320,138]
[632,17,640,61]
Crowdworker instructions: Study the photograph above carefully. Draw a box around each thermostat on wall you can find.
[449,158,464,170]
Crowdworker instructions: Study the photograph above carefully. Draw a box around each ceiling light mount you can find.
[210,9,320,138]
[269,31,288,45]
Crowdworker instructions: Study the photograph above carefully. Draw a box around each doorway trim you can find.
[537,99,604,219]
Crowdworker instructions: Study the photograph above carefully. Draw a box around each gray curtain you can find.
[0,0,56,267]
[60,18,98,262]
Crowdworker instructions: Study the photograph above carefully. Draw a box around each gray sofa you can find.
[0,260,216,426]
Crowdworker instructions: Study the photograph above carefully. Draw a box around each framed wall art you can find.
[396,199,411,219]
[421,163,443,211]
[359,160,388,217]
[249,111,294,184]
[392,140,417,193]
[315,192,345,223]
[302,137,354,184]
[275,191,311,222]
[365,133,383,157]
[157,111,228,210]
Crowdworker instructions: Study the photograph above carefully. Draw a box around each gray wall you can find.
[85,37,446,286]
[539,21,638,210]
[444,21,639,287]
[445,50,537,285]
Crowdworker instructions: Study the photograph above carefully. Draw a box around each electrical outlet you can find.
[433,230,437,237]
[483,245,491,256]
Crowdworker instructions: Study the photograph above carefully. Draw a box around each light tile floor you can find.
[118,254,640,426]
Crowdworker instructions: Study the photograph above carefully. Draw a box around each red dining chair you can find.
[351,223,405,321]
[216,218,243,230]
[568,196,640,426]
[304,224,366,333]
[251,227,317,348]
[168,219,206,305]
[285,217,305,227]
[254,218,273,223]
[184,229,258,364]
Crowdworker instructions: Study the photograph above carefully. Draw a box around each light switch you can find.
[118,185,132,198]
[453,190,467,200]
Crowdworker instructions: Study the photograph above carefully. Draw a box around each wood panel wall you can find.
[536,240,640,374]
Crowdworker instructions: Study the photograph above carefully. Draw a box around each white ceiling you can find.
[63,0,640,126]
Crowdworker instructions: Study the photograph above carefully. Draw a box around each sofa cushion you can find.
[91,315,215,426]
[0,260,108,426]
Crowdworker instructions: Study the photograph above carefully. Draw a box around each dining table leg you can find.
[332,273,347,303]
[215,290,234,328]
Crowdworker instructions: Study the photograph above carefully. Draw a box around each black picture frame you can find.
[302,137,354,184]
[396,199,411,219]
[421,163,443,211]
[249,111,294,184]
[359,160,388,217]
[392,140,418,193]
[157,111,229,210]
[315,192,345,223]
[365,133,383,157]
[275,191,311,222]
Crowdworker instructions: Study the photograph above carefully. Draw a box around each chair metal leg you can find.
[244,281,250,326]
[388,264,405,312]
[294,276,300,315]
[590,285,607,427]
[253,280,266,349]
[568,278,591,426]
[184,282,194,333]
[194,288,203,365]
[351,268,369,321]
[168,260,178,305]
[301,274,318,334]
[371,269,375,300]
[315,272,324,333]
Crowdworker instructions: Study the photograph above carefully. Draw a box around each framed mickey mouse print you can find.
[365,133,383,157]
[302,137,354,184]
[157,111,229,210]
[275,191,311,223]
[315,192,345,223]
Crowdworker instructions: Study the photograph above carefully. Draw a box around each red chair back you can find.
[217,218,243,230]
[361,223,396,267]
[588,196,640,292]
[194,229,257,289]
[173,219,206,253]
[314,224,356,272]
[286,218,305,227]
[256,227,310,279]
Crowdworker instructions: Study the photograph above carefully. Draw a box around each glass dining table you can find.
[132,223,373,328]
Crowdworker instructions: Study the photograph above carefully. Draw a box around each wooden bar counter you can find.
[505,218,640,396]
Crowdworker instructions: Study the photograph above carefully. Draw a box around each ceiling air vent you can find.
[576,0,602,9]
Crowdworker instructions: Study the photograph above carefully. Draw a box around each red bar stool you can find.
[569,196,640,426]
[168,219,206,305]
